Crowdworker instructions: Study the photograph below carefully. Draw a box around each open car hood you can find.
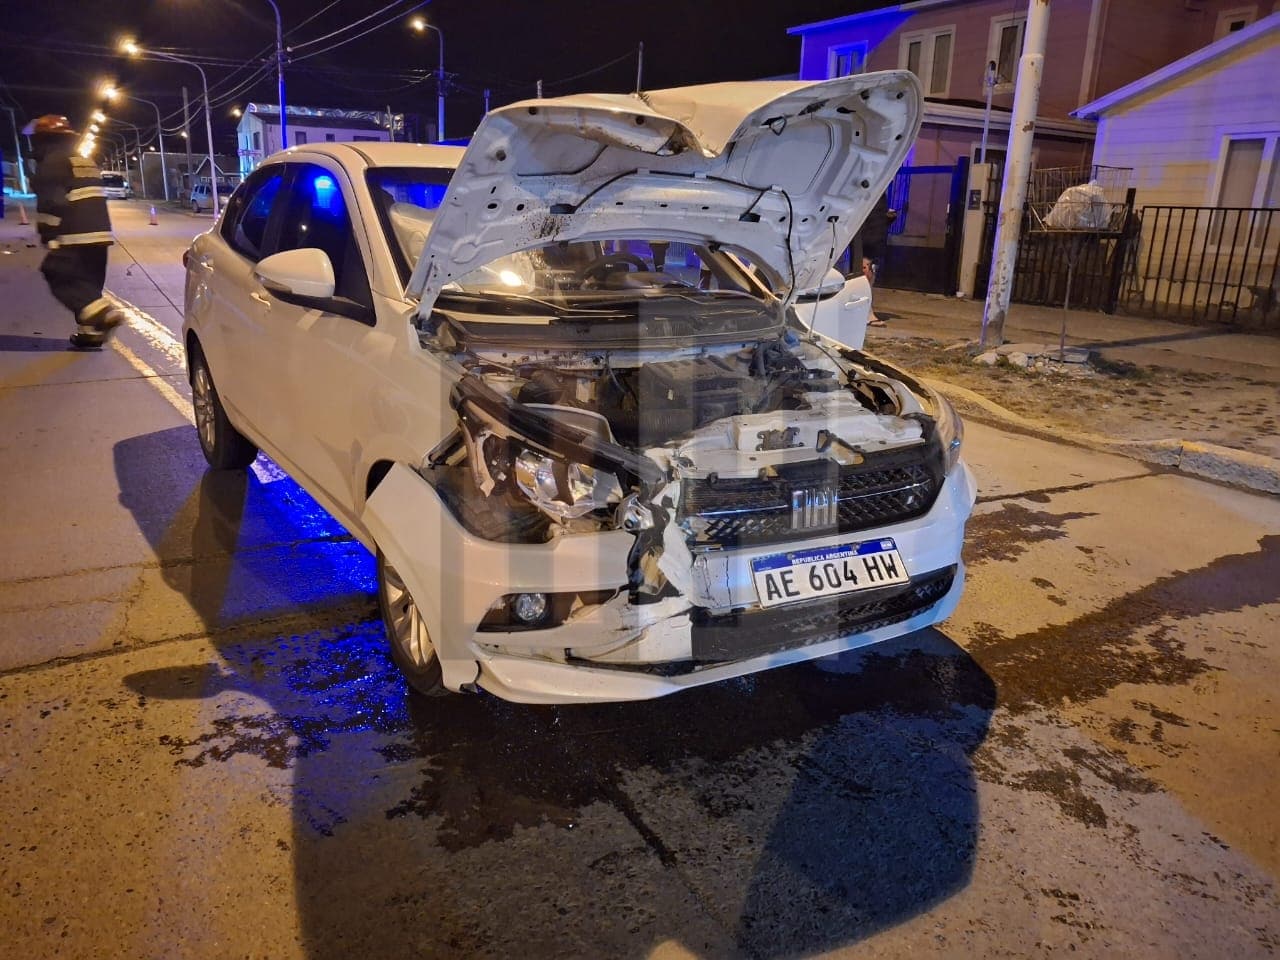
[408,71,922,320]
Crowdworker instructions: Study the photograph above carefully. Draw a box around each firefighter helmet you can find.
[22,114,76,137]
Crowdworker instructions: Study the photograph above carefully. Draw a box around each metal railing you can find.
[1122,206,1279,326]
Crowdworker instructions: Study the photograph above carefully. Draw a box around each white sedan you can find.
[182,71,974,704]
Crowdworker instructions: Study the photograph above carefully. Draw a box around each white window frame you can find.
[1215,5,1257,40]
[1208,132,1280,208]
[899,25,956,98]
[987,13,1027,93]
[1206,132,1280,253]
[827,41,869,79]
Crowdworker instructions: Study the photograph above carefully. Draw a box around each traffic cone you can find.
[148,205,158,226]
[18,204,30,226]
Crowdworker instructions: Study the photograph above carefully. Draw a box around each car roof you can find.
[259,141,465,172]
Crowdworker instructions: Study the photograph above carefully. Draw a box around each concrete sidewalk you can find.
[866,288,1280,494]
[872,288,1280,384]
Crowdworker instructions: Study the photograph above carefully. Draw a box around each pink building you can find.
[789,0,1278,173]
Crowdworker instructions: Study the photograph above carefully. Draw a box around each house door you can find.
[876,159,968,295]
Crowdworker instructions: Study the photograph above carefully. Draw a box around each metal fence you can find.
[972,188,1137,311]
[1121,206,1280,326]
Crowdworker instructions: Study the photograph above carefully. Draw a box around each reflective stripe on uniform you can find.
[36,213,62,226]
[56,231,115,246]
[70,158,100,177]
[66,186,108,202]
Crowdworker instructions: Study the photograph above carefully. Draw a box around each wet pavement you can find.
[1,201,1278,958]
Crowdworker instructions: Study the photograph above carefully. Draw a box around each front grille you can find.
[690,565,956,663]
[680,445,943,549]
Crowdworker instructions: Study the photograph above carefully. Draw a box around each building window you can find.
[828,42,869,78]
[900,27,954,97]
[1215,134,1280,207]
[988,13,1027,90]
[1210,133,1280,244]
[325,133,336,142]
[252,131,261,152]
[294,131,308,146]
[1215,6,1257,40]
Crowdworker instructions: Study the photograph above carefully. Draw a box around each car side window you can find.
[276,164,373,313]
[220,166,284,261]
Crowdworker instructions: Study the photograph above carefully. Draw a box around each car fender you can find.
[363,463,481,692]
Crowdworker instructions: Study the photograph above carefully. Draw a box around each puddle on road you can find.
[968,535,1280,713]
[963,502,1098,566]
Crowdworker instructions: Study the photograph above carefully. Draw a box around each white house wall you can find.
[1090,29,1280,207]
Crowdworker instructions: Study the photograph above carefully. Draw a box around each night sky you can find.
[2,0,883,151]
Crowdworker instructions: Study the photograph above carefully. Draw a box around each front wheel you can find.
[377,551,448,697]
[190,348,258,470]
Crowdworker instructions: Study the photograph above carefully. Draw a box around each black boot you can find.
[69,324,107,350]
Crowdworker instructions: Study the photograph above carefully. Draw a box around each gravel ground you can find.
[867,334,1280,461]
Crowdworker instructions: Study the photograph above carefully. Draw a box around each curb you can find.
[923,377,1280,496]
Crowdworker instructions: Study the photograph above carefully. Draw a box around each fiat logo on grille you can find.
[791,485,838,529]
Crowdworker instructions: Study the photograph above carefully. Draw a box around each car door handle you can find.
[250,291,272,308]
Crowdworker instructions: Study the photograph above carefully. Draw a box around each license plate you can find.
[751,539,910,609]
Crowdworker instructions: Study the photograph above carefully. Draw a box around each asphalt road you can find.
[2,200,1278,959]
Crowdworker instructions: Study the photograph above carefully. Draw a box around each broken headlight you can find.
[933,394,964,474]
[513,448,623,521]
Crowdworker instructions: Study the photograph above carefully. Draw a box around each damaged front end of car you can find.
[368,324,972,702]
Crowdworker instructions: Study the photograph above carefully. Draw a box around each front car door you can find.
[258,160,383,522]
[196,164,287,440]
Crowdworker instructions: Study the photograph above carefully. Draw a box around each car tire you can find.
[377,550,449,698]
[190,348,258,470]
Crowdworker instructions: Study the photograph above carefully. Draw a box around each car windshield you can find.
[102,174,126,187]
[367,166,780,345]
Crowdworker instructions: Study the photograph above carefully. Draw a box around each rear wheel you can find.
[190,348,258,470]
[377,551,448,697]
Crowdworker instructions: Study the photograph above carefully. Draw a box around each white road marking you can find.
[103,289,185,366]
[111,338,195,426]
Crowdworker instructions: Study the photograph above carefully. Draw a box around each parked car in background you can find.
[182,71,974,704]
[190,181,235,212]
[101,172,133,200]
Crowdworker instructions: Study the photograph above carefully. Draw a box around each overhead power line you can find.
[288,0,416,51]
[285,0,348,38]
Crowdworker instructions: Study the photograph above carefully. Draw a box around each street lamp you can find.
[409,15,446,142]
[102,84,171,201]
[120,38,220,216]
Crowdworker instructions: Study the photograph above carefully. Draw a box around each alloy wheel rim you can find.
[192,366,216,453]
[382,560,436,669]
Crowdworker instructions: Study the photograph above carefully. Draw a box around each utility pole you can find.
[635,42,644,93]
[266,0,287,149]
[183,86,194,204]
[484,88,491,113]
[3,106,29,194]
[980,0,1050,350]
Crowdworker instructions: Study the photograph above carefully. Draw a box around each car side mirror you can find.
[800,274,873,350]
[795,267,849,302]
[254,248,336,299]
[254,248,375,325]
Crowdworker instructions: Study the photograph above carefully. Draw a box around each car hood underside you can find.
[409,71,922,319]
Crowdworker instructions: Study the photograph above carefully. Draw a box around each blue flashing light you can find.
[314,175,335,191]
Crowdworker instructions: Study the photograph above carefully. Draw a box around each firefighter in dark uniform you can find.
[23,114,124,349]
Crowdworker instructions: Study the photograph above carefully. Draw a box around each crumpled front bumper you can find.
[363,461,976,704]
